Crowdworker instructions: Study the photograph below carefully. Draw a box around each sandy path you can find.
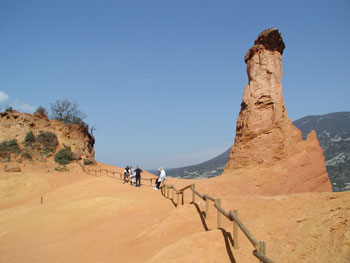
[1,162,350,263]
[0,169,176,263]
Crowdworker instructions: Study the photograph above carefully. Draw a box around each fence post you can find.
[41,196,43,205]
[172,186,174,200]
[259,241,266,263]
[205,196,209,219]
[232,210,239,249]
[176,191,180,206]
[216,198,222,228]
[181,191,184,205]
[192,184,195,204]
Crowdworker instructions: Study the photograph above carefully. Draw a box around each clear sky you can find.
[1,0,349,169]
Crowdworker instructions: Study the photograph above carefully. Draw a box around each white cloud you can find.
[0,91,9,102]
[12,100,37,113]
[0,92,36,113]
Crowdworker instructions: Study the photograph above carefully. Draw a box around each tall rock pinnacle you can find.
[223,28,332,195]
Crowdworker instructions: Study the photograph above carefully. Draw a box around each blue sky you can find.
[1,0,349,169]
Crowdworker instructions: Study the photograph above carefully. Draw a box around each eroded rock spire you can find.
[223,28,332,195]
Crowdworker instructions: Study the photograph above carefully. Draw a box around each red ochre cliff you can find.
[222,28,332,195]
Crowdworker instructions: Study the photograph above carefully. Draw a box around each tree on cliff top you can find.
[50,99,87,126]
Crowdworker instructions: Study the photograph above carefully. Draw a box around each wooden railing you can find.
[81,164,274,262]
[161,182,275,263]
[81,164,157,186]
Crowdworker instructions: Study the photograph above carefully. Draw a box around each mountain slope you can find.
[165,148,230,179]
[293,112,350,191]
[166,112,350,192]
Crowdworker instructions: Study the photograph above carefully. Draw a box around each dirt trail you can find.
[0,162,349,263]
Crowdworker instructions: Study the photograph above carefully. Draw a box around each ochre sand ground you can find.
[0,162,349,263]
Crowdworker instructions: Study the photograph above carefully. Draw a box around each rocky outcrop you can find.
[223,28,332,195]
[0,110,95,161]
[4,163,21,172]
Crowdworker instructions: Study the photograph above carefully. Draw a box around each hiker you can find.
[154,167,166,190]
[153,167,161,186]
[123,165,130,183]
[134,165,143,187]
[129,166,136,185]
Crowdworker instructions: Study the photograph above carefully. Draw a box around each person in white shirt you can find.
[154,167,166,190]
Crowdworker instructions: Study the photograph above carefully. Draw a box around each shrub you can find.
[24,131,35,146]
[0,152,10,162]
[0,139,21,154]
[34,106,48,117]
[83,158,94,165]
[0,139,21,162]
[54,165,68,172]
[21,151,32,161]
[5,106,13,112]
[36,131,58,156]
[55,147,73,165]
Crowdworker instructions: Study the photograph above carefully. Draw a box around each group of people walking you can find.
[123,165,166,190]
[123,165,143,187]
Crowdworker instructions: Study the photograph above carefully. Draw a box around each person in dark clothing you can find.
[123,166,130,183]
[134,165,143,187]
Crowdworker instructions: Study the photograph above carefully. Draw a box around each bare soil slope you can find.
[0,162,349,263]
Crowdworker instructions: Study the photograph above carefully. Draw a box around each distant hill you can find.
[163,148,231,179]
[293,112,350,192]
[164,112,350,192]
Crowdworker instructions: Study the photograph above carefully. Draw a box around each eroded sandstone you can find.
[223,28,332,195]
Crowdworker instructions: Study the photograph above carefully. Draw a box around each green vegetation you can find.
[55,147,73,165]
[21,151,32,161]
[49,99,95,137]
[24,131,35,146]
[0,139,21,154]
[83,158,94,165]
[0,139,21,162]
[34,106,48,117]
[36,131,58,156]
[50,99,87,126]
[0,130,59,162]
[54,165,69,172]
[5,106,14,112]
[23,131,58,157]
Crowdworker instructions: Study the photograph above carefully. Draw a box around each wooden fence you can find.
[81,164,274,263]
[161,183,275,263]
[81,164,157,186]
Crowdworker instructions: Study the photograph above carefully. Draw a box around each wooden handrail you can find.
[253,250,274,263]
[179,184,192,192]
[162,182,273,261]
[192,187,204,200]
[229,210,259,249]
[214,202,231,221]
[203,194,216,202]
